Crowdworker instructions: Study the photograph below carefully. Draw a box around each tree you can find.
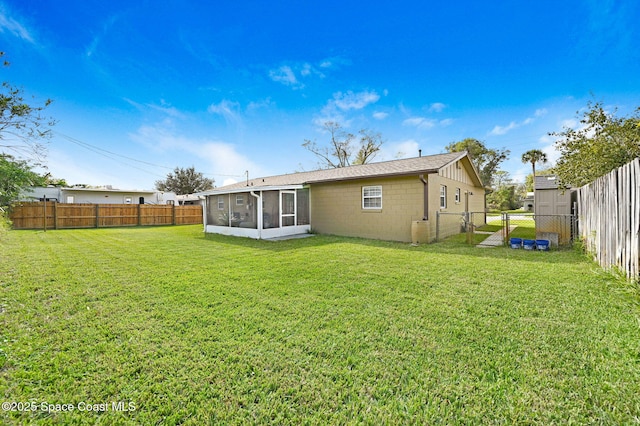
[445,138,510,188]
[0,52,55,163]
[0,52,56,210]
[0,154,45,208]
[521,149,548,179]
[303,122,383,168]
[551,101,640,187]
[155,167,215,195]
[486,170,522,210]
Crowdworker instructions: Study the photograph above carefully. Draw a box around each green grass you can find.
[1,226,639,424]
[475,224,502,233]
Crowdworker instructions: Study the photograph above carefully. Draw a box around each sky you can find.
[1,0,639,189]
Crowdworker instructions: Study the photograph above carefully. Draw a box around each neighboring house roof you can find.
[61,186,164,194]
[176,194,203,201]
[201,151,479,194]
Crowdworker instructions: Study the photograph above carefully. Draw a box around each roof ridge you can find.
[202,151,473,193]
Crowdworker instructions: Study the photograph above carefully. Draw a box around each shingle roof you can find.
[202,151,471,194]
[534,175,561,190]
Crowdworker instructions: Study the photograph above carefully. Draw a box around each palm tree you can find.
[521,149,548,178]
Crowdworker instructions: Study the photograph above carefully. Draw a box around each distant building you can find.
[21,186,177,205]
[176,194,205,206]
[523,192,534,211]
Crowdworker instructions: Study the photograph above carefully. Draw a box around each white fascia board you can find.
[202,185,305,196]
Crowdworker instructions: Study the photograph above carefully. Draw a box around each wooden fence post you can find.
[96,204,100,228]
[137,204,142,226]
[43,198,47,232]
[172,204,176,225]
[53,201,58,230]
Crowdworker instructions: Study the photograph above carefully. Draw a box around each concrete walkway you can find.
[476,226,517,248]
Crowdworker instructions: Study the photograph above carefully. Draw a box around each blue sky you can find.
[2,0,639,189]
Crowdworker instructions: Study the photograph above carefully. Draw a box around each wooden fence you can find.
[9,202,203,230]
[576,158,640,281]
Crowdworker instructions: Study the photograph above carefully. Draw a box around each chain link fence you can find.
[436,211,577,247]
[435,211,487,242]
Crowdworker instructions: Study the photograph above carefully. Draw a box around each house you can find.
[522,192,534,211]
[176,194,205,206]
[534,175,576,246]
[21,186,177,205]
[199,151,486,243]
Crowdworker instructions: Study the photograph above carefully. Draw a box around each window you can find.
[218,196,224,210]
[124,196,133,204]
[440,185,447,209]
[455,188,461,204]
[236,195,244,205]
[362,186,382,209]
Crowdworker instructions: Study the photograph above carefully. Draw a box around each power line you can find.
[54,131,244,178]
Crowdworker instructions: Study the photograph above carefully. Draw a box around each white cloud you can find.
[0,3,35,44]
[392,139,420,158]
[129,122,262,182]
[560,118,578,129]
[440,118,454,127]
[207,99,243,128]
[85,15,119,57]
[247,97,274,111]
[490,121,518,135]
[45,148,137,189]
[373,111,389,120]
[377,139,429,161]
[268,65,302,88]
[489,108,547,136]
[148,101,187,119]
[312,114,348,129]
[428,102,447,113]
[332,90,380,111]
[403,117,436,130]
[268,60,330,89]
[318,56,350,70]
[313,90,380,129]
[539,134,561,165]
[300,63,312,76]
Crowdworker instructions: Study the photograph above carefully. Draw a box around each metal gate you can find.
[502,212,577,247]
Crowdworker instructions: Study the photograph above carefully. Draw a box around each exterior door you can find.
[280,191,296,227]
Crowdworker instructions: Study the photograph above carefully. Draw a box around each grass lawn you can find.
[1,225,639,424]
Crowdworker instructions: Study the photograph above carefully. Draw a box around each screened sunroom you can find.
[204,186,310,239]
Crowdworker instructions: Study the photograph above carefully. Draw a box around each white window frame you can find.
[440,185,447,209]
[455,188,461,204]
[124,196,133,204]
[218,196,224,210]
[362,185,382,209]
[236,194,244,206]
